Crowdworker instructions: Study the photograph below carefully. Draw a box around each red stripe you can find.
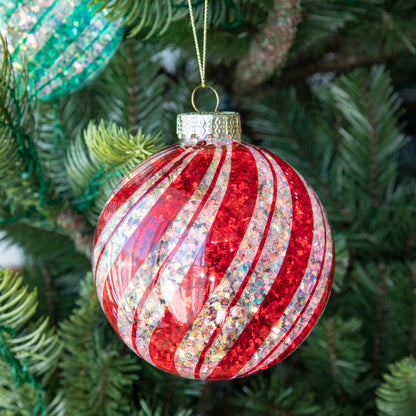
[207,152,314,380]
[102,147,215,330]
[264,227,334,368]
[94,149,192,278]
[239,198,329,377]
[148,144,258,376]
[94,145,183,245]
[194,147,277,378]
[131,146,228,353]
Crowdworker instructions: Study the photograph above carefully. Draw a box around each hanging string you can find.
[187,0,220,112]
[188,0,208,87]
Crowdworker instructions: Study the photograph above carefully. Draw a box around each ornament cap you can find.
[177,112,242,147]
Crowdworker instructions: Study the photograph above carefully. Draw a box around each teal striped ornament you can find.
[0,0,123,101]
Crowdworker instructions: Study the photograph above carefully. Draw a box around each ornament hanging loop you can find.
[191,84,219,113]
[188,0,218,110]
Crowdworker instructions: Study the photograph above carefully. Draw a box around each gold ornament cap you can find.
[177,112,242,147]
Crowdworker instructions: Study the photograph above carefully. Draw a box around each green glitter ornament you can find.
[0,0,123,101]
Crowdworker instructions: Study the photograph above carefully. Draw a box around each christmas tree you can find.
[0,0,416,414]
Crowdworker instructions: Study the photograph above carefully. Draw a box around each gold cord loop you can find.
[191,84,219,113]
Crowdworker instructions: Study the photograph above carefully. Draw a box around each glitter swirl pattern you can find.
[93,135,334,380]
[0,0,123,100]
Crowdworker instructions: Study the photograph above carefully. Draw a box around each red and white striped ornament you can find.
[93,112,334,380]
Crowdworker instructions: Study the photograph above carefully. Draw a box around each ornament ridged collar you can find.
[177,112,242,147]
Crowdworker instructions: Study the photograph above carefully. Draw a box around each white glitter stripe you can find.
[243,200,333,376]
[35,12,108,91]
[133,146,233,363]
[94,146,178,265]
[5,0,61,55]
[234,180,326,377]
[94,151,197,302]
[196,148,293,379]
[115,147,224,352]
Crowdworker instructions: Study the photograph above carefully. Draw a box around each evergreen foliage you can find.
[376,355,416,416]
[58,274,140,416]
[0,0,415,414]
[137,400,193,416]
[235,369,321,415]
[0,35,44,220]
[89,0,268,38]
[89,0,181,38]
[66,119,165,223]
[87,40,169,135]
[34,102,72,200]
[0,270,62,415]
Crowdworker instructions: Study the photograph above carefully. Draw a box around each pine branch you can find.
[92,40,168,135]
[0,270,63,415]
[57,39,170,142]
[291,0,366,54]
[46,392,67,416]
[0,219,92,269]
[34,102,73,199]
[65,120,165,224]
[85,120,164,168]
[301,316,368,399]
[0,35,47,219]
[376,356,416,416]
[88,0,264,39]
[235,369,321,415]
[0,271,62,377]
[89,0,178,38]
[349,261,416,368]
[58,273,140,416]
[313,65,411,254]
[57,89,98,143]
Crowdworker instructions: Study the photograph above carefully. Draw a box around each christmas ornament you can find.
[93,112,334,380]
[0,0,123,101]
[92,0,334,380]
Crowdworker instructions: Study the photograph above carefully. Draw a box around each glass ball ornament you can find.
[0,0,123,101]
[93,112,334,380]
